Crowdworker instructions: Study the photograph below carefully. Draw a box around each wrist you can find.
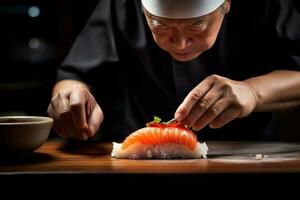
[243,80,261,112]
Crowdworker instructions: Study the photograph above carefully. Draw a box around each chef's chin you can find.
[170,52,202,62]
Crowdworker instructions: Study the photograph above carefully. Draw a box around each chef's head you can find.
[142,0,231,61]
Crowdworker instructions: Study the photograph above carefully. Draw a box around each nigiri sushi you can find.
[111,117,208,159]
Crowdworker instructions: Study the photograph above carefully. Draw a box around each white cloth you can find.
[141,0,225,19]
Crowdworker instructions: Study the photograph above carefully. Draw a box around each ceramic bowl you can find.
[0,116,53,156]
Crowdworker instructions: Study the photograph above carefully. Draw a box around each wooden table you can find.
[1,139,299,191]
[1,139,300,174]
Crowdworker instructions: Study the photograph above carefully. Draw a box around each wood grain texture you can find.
[0,139,300,174]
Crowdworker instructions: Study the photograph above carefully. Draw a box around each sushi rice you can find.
[111,142,208,159]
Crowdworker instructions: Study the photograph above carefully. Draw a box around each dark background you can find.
[0,0,99,117]
[0,0,299,141]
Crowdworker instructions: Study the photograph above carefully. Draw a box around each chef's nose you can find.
[169,34,192,50]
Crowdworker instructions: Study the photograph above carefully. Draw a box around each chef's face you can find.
[144,2,230,62]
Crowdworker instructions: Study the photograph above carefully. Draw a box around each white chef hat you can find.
[141,0,225,19]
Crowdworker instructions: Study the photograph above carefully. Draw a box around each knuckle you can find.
[57,107,70,116]
[198,99,211,109]
[208,74,221,82]
[72,84,86,90]
[239,100,248,108]
[233,98,245,109]
[189,88,203,101]
[56,91,65,99]
[220,81,233,93]
[51,95,57,103]
[229,91,239,102]
[70,101,84,110]
[50,96,59,108]
[74,85,91,96]
[51,95,71,113]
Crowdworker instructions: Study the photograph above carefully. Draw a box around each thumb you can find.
[85,105,103,137]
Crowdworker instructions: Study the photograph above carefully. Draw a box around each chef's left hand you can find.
[175,75,259,131]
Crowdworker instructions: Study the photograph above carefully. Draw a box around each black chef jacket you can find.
[57,0,300,141]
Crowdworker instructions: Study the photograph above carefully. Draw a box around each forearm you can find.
[52,80,90,96]
[244,70,300,112]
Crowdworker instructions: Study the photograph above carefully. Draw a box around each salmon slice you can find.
[121,126,198,151]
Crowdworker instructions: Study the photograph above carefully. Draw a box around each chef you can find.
[48,0,300,141]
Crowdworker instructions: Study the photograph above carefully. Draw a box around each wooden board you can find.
[0,140,299,174]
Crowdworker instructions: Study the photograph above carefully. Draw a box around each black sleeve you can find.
[57,0,121,91]
[264,0,300,70]
[56,0,128,139]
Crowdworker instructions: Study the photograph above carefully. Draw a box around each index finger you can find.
[175,76,214,121]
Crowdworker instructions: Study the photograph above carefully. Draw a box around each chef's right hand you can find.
[47,84,103,141]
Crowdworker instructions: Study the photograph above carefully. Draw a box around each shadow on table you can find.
[58,139,109,156]
[0,152,55,165]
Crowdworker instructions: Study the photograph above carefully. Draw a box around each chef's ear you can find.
[224,0,231,14]
[142,7,150,19]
